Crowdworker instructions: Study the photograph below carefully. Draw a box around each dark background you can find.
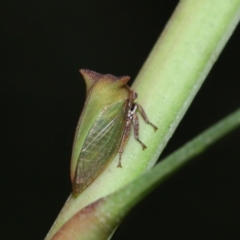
[1,1,240,239]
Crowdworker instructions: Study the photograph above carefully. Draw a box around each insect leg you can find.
[136,104,158,131]
[117,119,132,168]
[132,113,147,150]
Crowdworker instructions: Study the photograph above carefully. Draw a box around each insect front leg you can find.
[137,104,158,131]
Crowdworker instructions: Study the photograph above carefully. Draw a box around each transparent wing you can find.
[73,100,127,193]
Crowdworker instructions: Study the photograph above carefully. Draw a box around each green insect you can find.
[71,69,157,195]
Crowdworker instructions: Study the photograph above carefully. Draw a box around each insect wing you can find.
[73,100,127,194]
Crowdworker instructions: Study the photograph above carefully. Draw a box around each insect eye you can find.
[131,90,138,100]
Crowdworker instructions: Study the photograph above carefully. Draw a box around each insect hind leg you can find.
[117,120,132,168]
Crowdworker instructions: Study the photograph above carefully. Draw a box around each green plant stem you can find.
[45,0,240,239]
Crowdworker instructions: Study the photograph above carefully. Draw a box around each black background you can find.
[1,1,240,239]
